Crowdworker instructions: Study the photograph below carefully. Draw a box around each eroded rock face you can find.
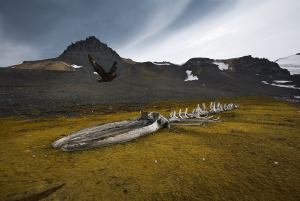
[56,36,126,73]
[220,55,291,77]
[183,58,218,69]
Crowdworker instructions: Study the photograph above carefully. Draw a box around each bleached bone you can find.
[178,109,183,119]
[203,103,207,111]
[171,117,220,126]
[219,103,224,112]
[56,111,169,151]
[234,104,240,109]
[209,102,216,114]
[52,119,132,148]
[196,104,202,114]
[62,119,167,151]
[184,108,188,118]
[53,102,240,151]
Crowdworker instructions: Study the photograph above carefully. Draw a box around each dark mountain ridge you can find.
[54,36,128,73]
[6,36,293,80]
[219,55,290,78]
[1,36,299,113]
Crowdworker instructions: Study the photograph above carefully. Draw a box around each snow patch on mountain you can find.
[184,70,198,81]
[262,80,300,89]
[213,61,231,70]
[71,64,83,68]
[275,54,300,75]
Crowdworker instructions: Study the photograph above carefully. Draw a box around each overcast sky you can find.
[0,0,299,67]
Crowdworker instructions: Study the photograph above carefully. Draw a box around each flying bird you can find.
[88,54,118,82]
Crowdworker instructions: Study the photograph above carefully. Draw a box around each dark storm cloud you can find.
[0,0,164,65]
[0,0,237,66]
[0,0,148,42]
[0,0,299,66]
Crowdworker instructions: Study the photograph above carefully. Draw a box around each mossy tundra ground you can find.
[0,97,299,201]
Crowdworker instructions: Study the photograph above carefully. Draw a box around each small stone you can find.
[32,155,36,158]
[267,114,272,116]
[203,158,205,160]
[231,130,238,133]
[274,137,284,140]
[274,162,278,165]
[155,160,157,163]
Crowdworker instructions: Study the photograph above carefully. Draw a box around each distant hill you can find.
[4,36,296,82]
[7,36,129,73]
[7,60,77,71]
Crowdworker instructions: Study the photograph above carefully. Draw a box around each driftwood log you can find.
[52,102,240,151]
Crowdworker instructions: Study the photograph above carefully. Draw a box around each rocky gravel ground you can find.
[0,68,299,117]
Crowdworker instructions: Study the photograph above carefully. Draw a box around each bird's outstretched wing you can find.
[108,61,117,74]
[88,54,107,78]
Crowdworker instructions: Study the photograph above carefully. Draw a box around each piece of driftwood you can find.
[52,102,240,151]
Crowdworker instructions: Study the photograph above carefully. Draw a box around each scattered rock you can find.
[166,109,171,112]
[267,114,272,116]
[274,137,285,140]
[284,118,294,122]
[231,130,238,133]
[32,155,36,158]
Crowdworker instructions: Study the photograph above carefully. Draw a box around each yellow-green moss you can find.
[0,97,299,200]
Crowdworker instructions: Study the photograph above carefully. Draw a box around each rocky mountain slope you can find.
[1,36,299,114]
[5,36,296,80]
[7,60,76,71]
[54,36,128,73]
[7,36,130,73]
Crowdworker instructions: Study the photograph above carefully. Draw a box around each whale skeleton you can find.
[52,102,240,151]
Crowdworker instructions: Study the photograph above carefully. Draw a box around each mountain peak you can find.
[56,36,125,73]
[61,36,113,54]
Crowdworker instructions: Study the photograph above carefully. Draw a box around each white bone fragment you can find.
[184,108,188,118]
[178,109,183,119]
[203,103,207,111]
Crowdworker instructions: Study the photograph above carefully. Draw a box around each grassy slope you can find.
[0,97,299,200]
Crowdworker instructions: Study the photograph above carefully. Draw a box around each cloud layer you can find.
[0,0,299,67]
